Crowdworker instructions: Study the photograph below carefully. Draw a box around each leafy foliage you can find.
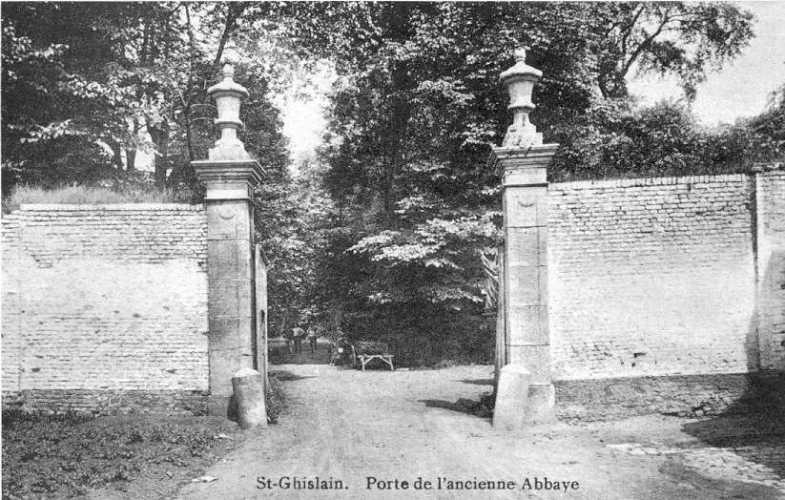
[1,3,289,195]
[587,3,754,99]
[746,83,785,160]
[552,99,774,181]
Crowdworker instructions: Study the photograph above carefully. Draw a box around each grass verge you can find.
[1,411,241,499]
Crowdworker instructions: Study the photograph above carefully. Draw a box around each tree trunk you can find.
[278,310,290,338]
[110,143,124,170]
[148,120,170,187]
[125,148,137,171]
[212,3,247,68]
[125,117,141,171]
[380,2,414,221]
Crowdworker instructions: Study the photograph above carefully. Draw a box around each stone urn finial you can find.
[499,46,543,148]
[206,63,252,161]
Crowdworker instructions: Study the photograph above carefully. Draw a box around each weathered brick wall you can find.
[2,204,209,412]
[757,169,785,371]
[556,371,785,421]
[548,174,758,380]
[2,214,22,394]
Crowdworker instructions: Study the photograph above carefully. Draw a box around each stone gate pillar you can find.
[490,48,558,427]
[192,65,263,416]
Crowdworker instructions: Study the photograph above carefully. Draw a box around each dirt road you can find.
[177,364,783,500]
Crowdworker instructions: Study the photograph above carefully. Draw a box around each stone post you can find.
[490,48,558,426]
[192,65,264,416]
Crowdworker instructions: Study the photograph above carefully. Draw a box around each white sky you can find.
[628,1,785,125]
[277,63,335,163]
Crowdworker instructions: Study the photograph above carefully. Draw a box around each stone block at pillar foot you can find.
[493,364,530,431]
[524,383,556,424]
[232,368,267,429]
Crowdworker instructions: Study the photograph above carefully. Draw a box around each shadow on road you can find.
[420,398,493,419]
[680,250,785,480]
[459,378,494,386]
[681,371,785,477]
[269,370,318,382]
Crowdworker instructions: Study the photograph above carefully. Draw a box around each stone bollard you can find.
[231,368,268,429]
[493,364,531,431]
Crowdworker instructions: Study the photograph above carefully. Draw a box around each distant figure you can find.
[284,329,294,354]
[292,326,305,354]
[307,327,318,354]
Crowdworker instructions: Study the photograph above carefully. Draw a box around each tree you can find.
[553,100,718,179]
[1,2,290,193]
[587,3,754,99]
[1,3,190,190]
[746,81,785,161]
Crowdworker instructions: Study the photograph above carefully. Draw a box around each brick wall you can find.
[2,215,22,393]
[2,204,209,412]
[548,174,760,380]
[555,371,785,421]
[756,169,785,371]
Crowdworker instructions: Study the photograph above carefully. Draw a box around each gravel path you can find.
[177,364,783,500]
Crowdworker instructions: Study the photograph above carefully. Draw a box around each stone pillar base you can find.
[231,369,267,429]
[524,383,556,424]
[493,365,556,430]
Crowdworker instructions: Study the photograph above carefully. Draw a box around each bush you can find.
[551,100,768,181]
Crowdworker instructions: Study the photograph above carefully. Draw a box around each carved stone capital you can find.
[489,143,558,187]
[192,160,263,201]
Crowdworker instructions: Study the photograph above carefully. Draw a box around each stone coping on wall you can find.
[551,173,751,191]
[18,203,204,211]
[752,161,784,172]
[551,165,784,191]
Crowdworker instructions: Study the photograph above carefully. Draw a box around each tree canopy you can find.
[1,2,288,192]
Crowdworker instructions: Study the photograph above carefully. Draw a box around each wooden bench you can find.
[351,342,395,371]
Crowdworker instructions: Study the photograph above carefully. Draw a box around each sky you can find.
[277,64,335,162]
[628,1,785,126]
